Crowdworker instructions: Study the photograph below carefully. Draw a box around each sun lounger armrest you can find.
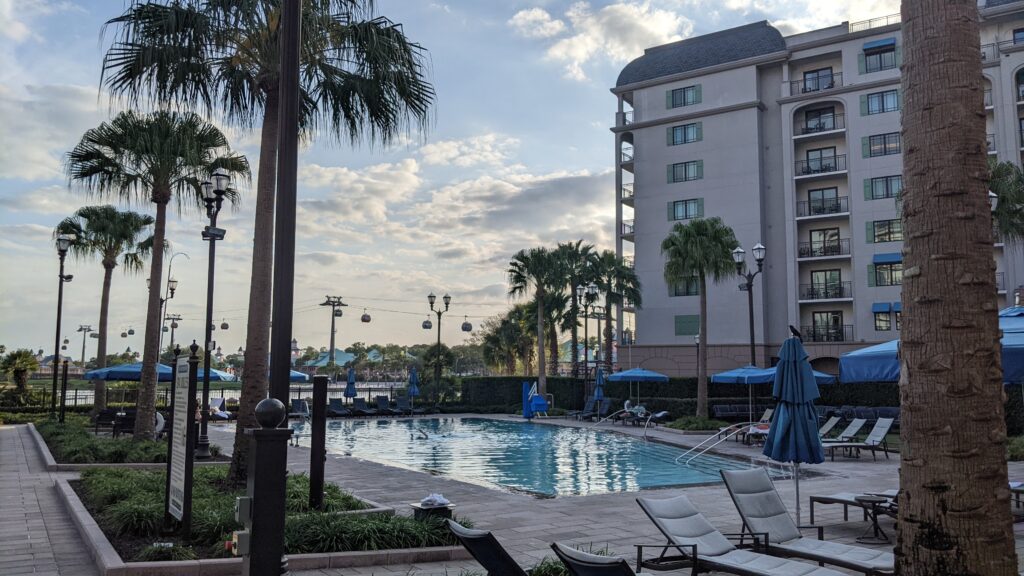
[798,524,825,540]
[721,532,769,551]
[634,543,698,576]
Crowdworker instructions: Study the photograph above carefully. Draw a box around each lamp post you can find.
[584,282,598,380]
[158,252,188,352]
[732,243,766,367]
[320,296,347,381]
[575,284,585,378]
[196,168,230,459]
[694,333,701,384]
[428,292,451,402]
[51,234,75,417]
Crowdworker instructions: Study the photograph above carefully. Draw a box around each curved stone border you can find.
[56,479,465,576]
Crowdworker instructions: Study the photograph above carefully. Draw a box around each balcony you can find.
[848,13,899,33]
[789,72,844,96]
[797,196,849,218]
[801,325,854,343]
[794,154,847,179]
[623,256,634,269]
[620,146,634,164]
[988,133,997,154]
[981,43,998,62]
[621,182,634,205]
[798,238,851,259]
[794,114,846,140]
[799,282,853,301]
[985,89,993,108]
[621,219,635,240]
[998,271,1006,292]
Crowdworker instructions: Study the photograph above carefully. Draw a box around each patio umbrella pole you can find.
[794,462,801,525]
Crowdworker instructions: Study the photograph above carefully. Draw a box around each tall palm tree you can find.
[990,159,1024,244]
[54,206,154,413]
[101,0,434,481]
[660,218,736,419]
[66,111,248,440]
[590,250,642,373]
[508,248,562,395]
[556,240,595,378]
[898,0,1017,572]
[527,291,569,377]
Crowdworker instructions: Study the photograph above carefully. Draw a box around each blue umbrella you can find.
[593,368,605,401]
[288,369,309,383]
[711,365,836,424]
[344,367,357,400]
[407,367,420,398]
[84,362,173,382]
[762,337,825,524]
[606,367,668,406]
[196,367,238,382]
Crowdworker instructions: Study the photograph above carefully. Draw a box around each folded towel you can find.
[420,493,450,507]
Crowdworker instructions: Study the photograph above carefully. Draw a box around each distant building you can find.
[612,3,1024,376]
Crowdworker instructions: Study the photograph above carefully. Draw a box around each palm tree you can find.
[660,218,736,419]
[897,0,1017,572]
[990,159,1024,244]
[527,291,569,377]
[590,250,642,373]
[54,206,154,413]
[101,0,434,481]
[556,240,595,377]
[481,315,518,375]
[507,303,536,376]
[1,349,40,402]
[66,111,248,440]
[508,248,563,395]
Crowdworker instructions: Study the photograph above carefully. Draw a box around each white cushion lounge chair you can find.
[636,493,845,575]
[818,415,841,438]
[822,418,895,460]
[721,468,894,575]
[821,418,866,443]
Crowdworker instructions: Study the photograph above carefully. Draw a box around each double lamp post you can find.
[732,242,766,366]
[51,234,75,417]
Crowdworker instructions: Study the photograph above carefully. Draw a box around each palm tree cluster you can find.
[489,241,640,395]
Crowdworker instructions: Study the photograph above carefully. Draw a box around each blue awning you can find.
[863,37,896,50]
[873,253,902,264]
[871,302,891,313]
[892,302,902,313]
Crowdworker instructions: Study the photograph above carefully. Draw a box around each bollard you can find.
[237,398,292,576]
[309,376,327,510]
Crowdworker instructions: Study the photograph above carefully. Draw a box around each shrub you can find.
[35,419,167,464]
[103,496,164,536]
[1009,436,1024,461]
[667,416,729,431]
[134,544,198,562]
[529,558,569,576]
[283,513,456,554]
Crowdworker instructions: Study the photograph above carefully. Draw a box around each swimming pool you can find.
[288,417,767,497]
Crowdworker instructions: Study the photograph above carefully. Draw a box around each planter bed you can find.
[58,467,464,575]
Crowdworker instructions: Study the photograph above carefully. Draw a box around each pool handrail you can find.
[596,408,628,425]
[674,422,760,465]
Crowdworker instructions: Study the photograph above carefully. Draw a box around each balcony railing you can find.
[623,110,634,125]
[800,282,853,301]
[795,154,847,176]
[621,182,634,200]
[984,89,993,107]
[621,219,634,237]
[796,113,846,136]
[848,13,900,33]
[797,196,849,217]
[981,43,998,62]
[623,256,634,269]
[998,272,1006,291]
[620,147,634,163]
[798,238,851,258]
[801,324,854,343]
[988,133,997,152]
[1019,129,1024,148]
[1017,83,1024,102]
[790,72,844,95]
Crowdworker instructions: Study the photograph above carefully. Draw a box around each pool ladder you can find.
[674,422,758,466]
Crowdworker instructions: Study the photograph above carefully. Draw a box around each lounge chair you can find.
[209,398,234,421]
[395,397,425,415]
[550,542,635,576]
[822,418,894,460]
[375,395,401,416]
[818,416,841,438]
[327,398,351,418]
[822,418,865,443]
[808,493,896,524]
[580,399,613,422]
[721,469,894,575]
[447,519,529,576]
[94,408,117,435]
[113,408,136,437]
[351,397,377,417]
[738,408,775,444]
[567,397,596,420]
[635,494,845,575]
[289,399,310,420]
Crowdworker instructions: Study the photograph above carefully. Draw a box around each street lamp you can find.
[157,252,187,353]
[51,233,75,417]
[197,168,230,459]
[583,282,598,380]
[428,292,451,402]
[732,242,766,367]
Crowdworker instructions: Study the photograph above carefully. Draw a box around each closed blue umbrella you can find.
[344,367,357,400]
[407,367,420,398]
[592,368,605,401]
[762,337,825,524]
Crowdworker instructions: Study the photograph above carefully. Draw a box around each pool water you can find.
[288,417,766,497]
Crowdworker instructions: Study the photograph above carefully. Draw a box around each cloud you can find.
[0,0,80,43]
[508,8,567,39]
[298,158,422,225]
[419,133,520,167]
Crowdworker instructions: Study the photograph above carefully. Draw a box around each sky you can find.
[0,0,898,358]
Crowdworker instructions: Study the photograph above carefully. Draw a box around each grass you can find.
[666,416,729,431]
[75,467,459,561]
[35,418,169,464]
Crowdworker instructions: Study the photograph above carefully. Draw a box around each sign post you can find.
[167,342,200,538]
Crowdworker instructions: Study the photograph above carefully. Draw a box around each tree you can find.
[590,250,642,373]
[527,291,569,377]
[660,218,736,418]
[66,111,248,440]
[556,240,595,377]
[1,349,40,404]
[508,247,563,395]
[481,314,520,375]
[101,0,434,481]
[54,205,154,413]
[989,159,1024,243]
[897,0,1017,572]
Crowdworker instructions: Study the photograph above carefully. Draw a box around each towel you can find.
[420,493,450,507]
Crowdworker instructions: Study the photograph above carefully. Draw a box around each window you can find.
[804,107,836,132]
[808,187,841,215]
[669,86,699,108]
[874,312,892,331]
[866,89,899,114]
[669,161,702,183]
[1015,28,1024,45]
[802,67,835,92]
[869,175,902,199]
[674,314,700,336]
[864,46,896,73]
[669,123,700,145]
[670,199,701,220]
[811,311,845,342]
[808,228,841,256]
[671,277,700,296]
[868,132,901,157]
[895,311,901,330]
[806,147,837,172]
[872,219,903,242]
[810,269,843,299]
[875,263,903,286]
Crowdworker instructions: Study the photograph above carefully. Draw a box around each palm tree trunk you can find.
[696,275,708,419]
[93,262,114,413]
[228,90,279,486]
[134,200,167,440]
[536,290,546,396]
[548,322,558,377]
[570,293,579,378]
[897,0,1017,572]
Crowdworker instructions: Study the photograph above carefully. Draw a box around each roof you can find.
[615,21,786,88]
[305,349,355,368]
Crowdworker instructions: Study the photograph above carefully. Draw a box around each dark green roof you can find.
[616,21,785,87]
